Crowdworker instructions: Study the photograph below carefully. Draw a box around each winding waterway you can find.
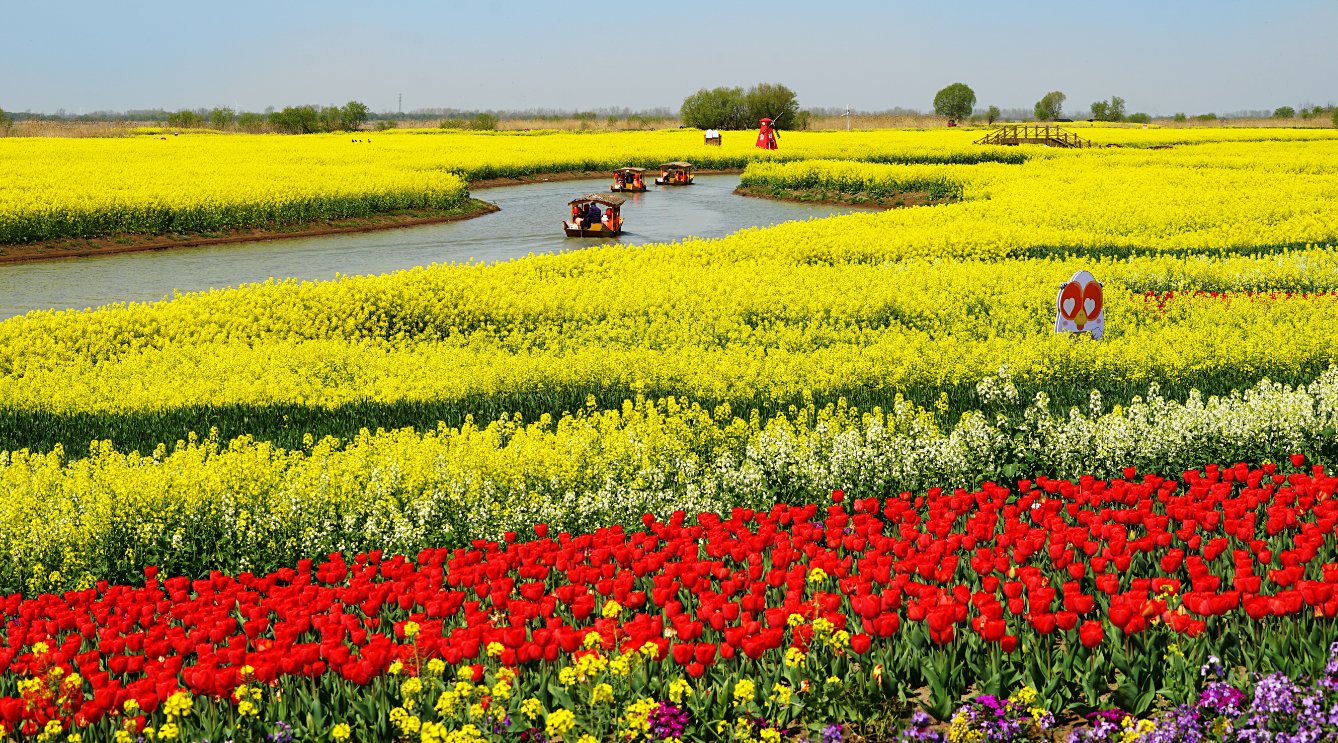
[0,175,873,319]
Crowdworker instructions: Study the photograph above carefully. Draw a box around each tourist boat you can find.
[563,194,625,237]
[655,162,695,186]
[610,167,648,193]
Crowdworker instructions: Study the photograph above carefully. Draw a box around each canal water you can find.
[0,175,873,319]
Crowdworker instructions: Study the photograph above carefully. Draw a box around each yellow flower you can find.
[158,722,179,740]
[404,621,420,638]
[591,683,615,705]
[808,568,828,583]
[787,613,805,627]
[733,678,756,707]
[639,641,660,659]
[770,683,792,706]
[164,690,193,719]
[426,658,446,676]
[521,698,543,721]
[546,708,576,739]
[32,642,49,655]
[784,647,806,667]
[486,641,505,658]
[668,678,692,704]
[331,722,352,741]
[583,631,602,649]
[602,600,622,618]
[401,677,423,698]
[389,660,405,676]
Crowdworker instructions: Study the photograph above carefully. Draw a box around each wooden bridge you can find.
[974,125,1094,148]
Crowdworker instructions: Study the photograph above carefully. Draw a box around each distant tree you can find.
[1173,112,1187,122]
[0,106,11,135]
[208,107,235,130]
[1107,96,1126,122]
[468,113,499,131]
[318,106,343,132]
[1089,96,1125,122]
[268,106,321,134]
[933,83,976,123]
[1033,91,1066,121]
[679,87,748,130]
[236,112,267,132]
[1273,106,1296,119]
[1193,113,1218,121]
[744,82,802,130]
[340,101,370,131]
[1333,107,1338,127]
[1126,112,1151,124]
[985,105,1001,125]
[166,109,205,128]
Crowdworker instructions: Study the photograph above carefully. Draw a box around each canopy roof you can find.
[659,161,693,169]
[614,166,646,173]
[569,194,626,207]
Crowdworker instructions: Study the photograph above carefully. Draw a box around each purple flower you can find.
[266,722,294,743]
[898,711,946,743]
[1198,680,1246,717]
[648,701,689,741]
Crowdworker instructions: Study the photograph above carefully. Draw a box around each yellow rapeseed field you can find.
[3,128,1338,590]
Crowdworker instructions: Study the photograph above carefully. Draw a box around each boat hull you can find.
[563,223,622,238]
[655,178,694,186]
[610,186,647,193]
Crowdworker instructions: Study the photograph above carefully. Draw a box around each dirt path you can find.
[733,184,948,209]
[0,201,499,265]
[0,167,746,265]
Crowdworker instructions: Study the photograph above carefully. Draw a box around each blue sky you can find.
[4,0,1334,116]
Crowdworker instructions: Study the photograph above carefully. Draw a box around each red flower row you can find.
[1,458,1335,733]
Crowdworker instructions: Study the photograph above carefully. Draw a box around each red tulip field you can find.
[1,459,1335,741]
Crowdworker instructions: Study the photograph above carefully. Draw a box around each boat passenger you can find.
[586,202,602,226]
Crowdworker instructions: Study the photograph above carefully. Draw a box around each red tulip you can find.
[1079,620,1104,648]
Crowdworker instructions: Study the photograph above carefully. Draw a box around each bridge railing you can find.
[974,124,1093,148]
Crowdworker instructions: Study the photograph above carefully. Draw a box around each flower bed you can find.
[0,459,1335,740]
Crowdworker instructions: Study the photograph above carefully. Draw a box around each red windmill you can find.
[755,117,779,149]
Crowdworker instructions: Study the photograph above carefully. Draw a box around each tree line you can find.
[678,83,808,130]
[164,102,371,134]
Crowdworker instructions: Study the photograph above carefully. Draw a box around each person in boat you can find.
[585,202,602,227]
[632,172,643,189]
[601,209,615,231]
[614,172,624,189]
[569,204,583,229]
